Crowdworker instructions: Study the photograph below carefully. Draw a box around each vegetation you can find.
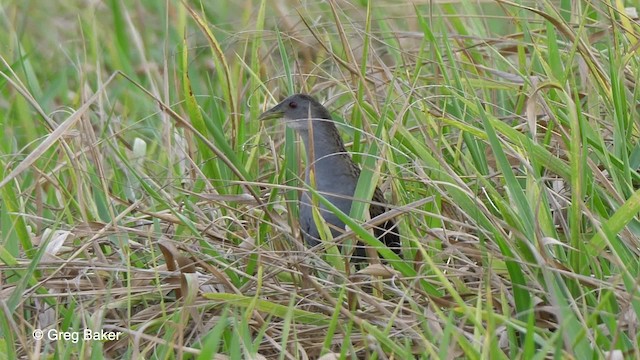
[1,0,639,358]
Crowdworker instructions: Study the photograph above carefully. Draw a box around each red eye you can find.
[289,102,297,109]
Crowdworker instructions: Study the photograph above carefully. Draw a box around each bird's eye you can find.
[289,102,298,109]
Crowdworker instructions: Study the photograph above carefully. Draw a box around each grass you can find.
[1,0,639,358]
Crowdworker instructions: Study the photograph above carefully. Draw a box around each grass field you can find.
[1,0,640,358]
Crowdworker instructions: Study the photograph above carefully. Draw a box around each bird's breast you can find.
[305,158,357,193]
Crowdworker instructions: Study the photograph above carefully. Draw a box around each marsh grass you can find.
[1,0,639,358]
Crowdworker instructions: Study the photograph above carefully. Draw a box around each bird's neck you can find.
[297,121,354,187]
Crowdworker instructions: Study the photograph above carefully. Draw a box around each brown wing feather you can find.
[350,160,401,255]
[370,186,401,254]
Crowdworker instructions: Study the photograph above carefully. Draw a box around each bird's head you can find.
[259,93,332,131]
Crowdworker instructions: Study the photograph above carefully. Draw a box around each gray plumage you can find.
[260,94,400,259]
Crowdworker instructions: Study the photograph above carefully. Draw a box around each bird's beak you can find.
[258,103,284,121]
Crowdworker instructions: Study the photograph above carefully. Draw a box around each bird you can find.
[259,93,401,260]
